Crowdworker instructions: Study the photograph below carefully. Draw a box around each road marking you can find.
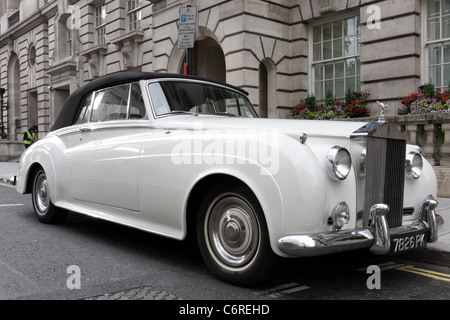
[356,261,404,272]
[357,262,450,283]
[278,284,310,294]
[396,265,450,283]
[256,282,310,298]
[0,204,23,207]
[380,264,406,271]
[0,182,15,188]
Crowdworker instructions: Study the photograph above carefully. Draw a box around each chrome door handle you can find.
[79,127,91,132]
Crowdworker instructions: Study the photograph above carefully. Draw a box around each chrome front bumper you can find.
[278,195,444,257]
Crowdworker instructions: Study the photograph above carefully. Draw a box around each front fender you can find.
[184,164,286,256]
[16,140,59,204]
[403,146,438,217]
[272,133,357,235]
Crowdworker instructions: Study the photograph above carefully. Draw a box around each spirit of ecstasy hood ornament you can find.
[377,101,388,122]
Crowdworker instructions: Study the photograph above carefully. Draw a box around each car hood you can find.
[153,116,369,139]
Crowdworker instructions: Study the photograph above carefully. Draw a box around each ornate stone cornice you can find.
[319,0,335,15]
[110,30,144,69]
[80,44,108,78]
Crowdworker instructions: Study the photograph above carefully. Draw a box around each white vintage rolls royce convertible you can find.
[14,72,444,286]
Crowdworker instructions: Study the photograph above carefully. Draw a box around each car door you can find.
[67,82,150,213]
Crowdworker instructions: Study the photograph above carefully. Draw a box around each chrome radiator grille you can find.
[363,126,407,229]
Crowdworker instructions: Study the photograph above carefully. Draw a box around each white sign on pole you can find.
[178,6,197,49]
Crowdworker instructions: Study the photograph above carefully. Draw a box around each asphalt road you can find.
[1,182,449,306]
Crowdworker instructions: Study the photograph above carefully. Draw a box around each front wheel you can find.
[197,183,276,287]
[31,169,68,224]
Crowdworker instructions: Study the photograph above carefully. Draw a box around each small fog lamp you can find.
[332,201,350,230]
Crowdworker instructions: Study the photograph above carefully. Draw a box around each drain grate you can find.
[84,285,184,300]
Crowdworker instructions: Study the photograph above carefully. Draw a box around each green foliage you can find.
[290,90,371,120]
[421,82,436,98]
[304,94,317,111]
[323,89,335,107]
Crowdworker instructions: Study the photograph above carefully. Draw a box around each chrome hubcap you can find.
[35,174,50,214]
[208,196,259,268]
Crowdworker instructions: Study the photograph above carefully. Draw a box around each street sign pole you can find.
[178,6,197,75]
[187,47,193,75]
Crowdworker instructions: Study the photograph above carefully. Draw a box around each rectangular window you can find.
[88,83,147,122]
[129,83,148,120]
[426,0,450,90]
[91,84,130,122]
[76,94,93,125]
[95,4,107,45]
[67,27,73,56]
[127,0,142,32]
[312,16,360,100]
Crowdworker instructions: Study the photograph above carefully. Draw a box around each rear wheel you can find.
[31,169,68,224]
[197,183,276,287]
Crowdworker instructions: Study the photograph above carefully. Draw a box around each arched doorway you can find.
[178,38,226,82]
[259,63,268,118]
[7,53,21,141]
[259,59,276,118]
[194,38,226,82]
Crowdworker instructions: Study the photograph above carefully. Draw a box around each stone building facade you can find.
[0,0,448,154]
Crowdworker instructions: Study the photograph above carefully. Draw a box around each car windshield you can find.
[148,81,258,118]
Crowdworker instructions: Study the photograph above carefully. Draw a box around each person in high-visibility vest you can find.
[23,127,37,149]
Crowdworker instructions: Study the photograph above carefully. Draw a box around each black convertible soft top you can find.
[50,72,248,132]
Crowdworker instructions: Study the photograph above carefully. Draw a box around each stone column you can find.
[406,123,419,145]
[440,123,450,166]
[423,123,437,165]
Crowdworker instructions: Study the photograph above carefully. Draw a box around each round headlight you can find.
[327,146,352,181]
[406,151,423,180]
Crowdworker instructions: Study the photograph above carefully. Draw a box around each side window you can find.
[129,83,148,120]
[75,93,93,125]
[91,84,130,122]
[148,82,171,115]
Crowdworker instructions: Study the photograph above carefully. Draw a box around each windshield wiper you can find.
[213,112,236,117]
[169,110,197,116]
[168,110,236,117]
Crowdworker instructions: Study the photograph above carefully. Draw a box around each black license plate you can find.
[390,230,428,254]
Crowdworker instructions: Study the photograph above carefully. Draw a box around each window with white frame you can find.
[425,0,450,90]
[127,0,142,32]
[95,4,107,45]
[312,16,361,100]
